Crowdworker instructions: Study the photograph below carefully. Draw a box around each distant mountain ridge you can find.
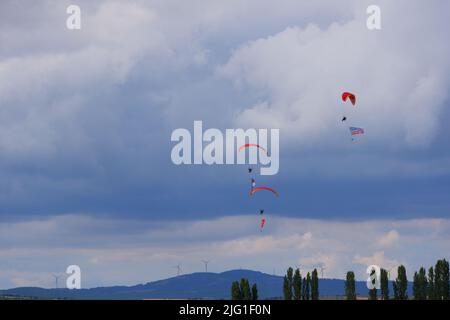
[0,269,411,299]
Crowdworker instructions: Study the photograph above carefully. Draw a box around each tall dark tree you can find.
[282,267,294,300]
[240,278,252,300]
[231,281,242,300]
[368,288,377,300]
[435,259,449,300]
[393,280,399,300]
[251,283,258,300]
[394,265,408,300]
[435,261,442,300]
[311,268,319,300]
[345,271,356,300]
[287,267,294,292]
[283,276,292,300]
[380,268,389,300]
[443,259,449,300]
[293,268,302,300]
[413,271,420,300]
[304,272,311,300]
[419,267,428,299]
[413,267,427,300]
[428,266,435,300]
[301,277,307,300]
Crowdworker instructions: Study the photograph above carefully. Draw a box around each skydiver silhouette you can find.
[260,209,264,215]
[248,167,253,173]
[342,116,347,122]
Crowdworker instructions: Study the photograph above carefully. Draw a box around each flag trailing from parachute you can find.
[349,127,365,136]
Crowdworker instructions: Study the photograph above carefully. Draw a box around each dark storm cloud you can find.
[0,0,449,221]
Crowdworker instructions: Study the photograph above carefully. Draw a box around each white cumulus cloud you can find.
[219,1,450,148]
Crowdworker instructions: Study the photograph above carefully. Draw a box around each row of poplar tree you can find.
[283,267,319,300]
[230,268,319,300]
[231,278,259,300]
[345,258,449,300]
[230,258,448,300]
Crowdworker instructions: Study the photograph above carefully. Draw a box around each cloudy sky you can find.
[0,0,449,289]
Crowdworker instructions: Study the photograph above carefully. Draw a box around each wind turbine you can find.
[52,274,61,289]
[201,260,210,273]
[173,263,182,276]
[310,263,326,278]
[319,266,326,279]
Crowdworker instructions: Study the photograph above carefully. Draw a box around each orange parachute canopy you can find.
[250,186,279,197]
[239,144,267,154]
[342,92,356,106]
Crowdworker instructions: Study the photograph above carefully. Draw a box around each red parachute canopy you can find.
[250,186,279,197]
[239,144,267,154]
[342,92,356,105]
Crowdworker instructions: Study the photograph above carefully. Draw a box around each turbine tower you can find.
[201,260,210,273]
[52,274,61,289]
[320,266,326,279]
[173,263,182,276]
